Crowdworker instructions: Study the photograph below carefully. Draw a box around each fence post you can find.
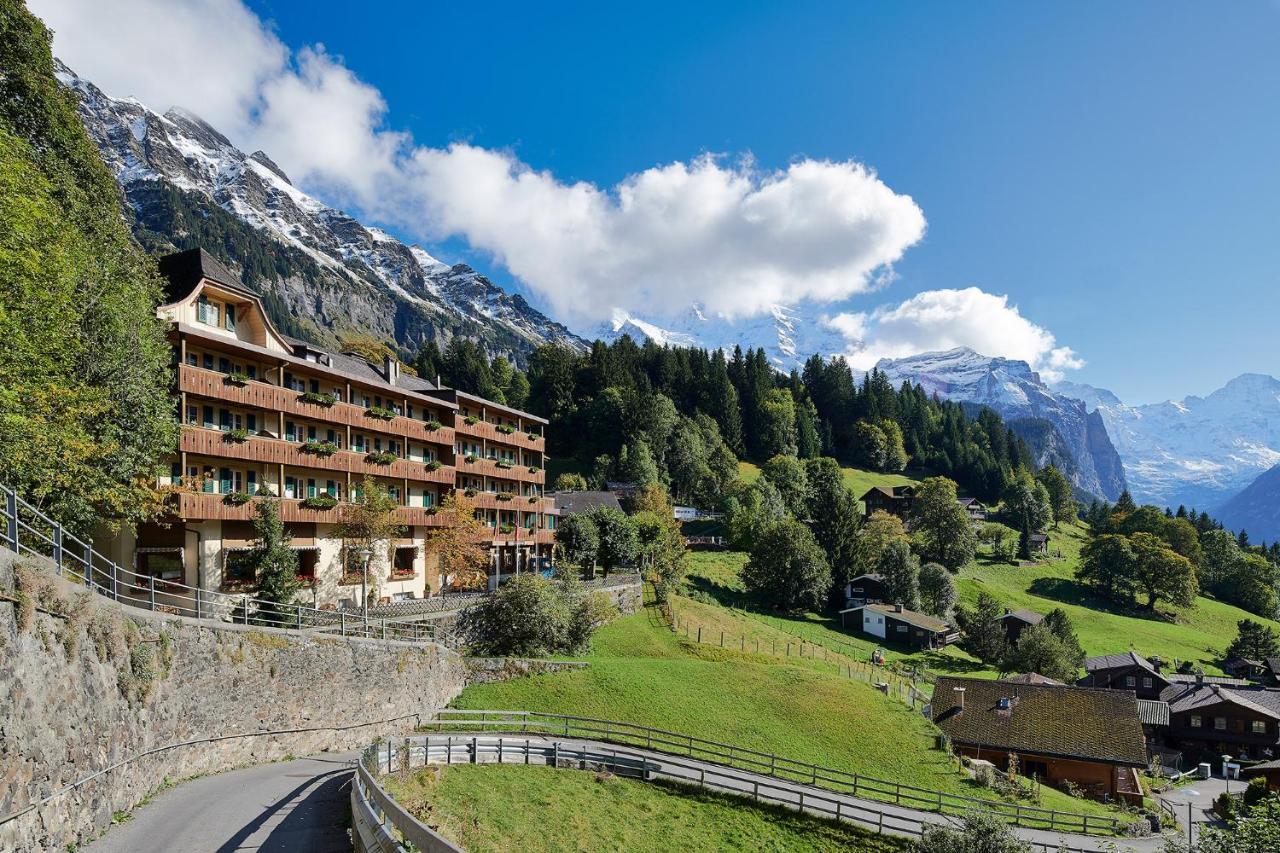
[195,586,202,620]
[340,611,346,636]
[5,489,16,552]
[52,523,63,574]
[149,579,156,610]
[697,627,702,643]
[111,559,119,601]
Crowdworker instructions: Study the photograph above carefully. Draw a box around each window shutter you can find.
[225,305,236,331]
[220,468,232,494]
[308,479,317,498]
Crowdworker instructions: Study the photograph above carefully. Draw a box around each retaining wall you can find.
[0,550,466,852]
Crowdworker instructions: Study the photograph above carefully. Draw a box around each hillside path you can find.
[86,752,358,853]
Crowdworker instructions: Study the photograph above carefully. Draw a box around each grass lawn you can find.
[738,460,761,483]
[453,596,1119,820]
[382,764,907,852]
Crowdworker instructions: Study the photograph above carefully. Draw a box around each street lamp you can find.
[1222,753,1233,796]
[353,545,372,632]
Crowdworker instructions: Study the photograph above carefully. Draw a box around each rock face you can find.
[0,552,464,853]
[874,348,1127,500]
[1217,464,1280,543]
[1055,374,1280,511]
[56,62,587,365]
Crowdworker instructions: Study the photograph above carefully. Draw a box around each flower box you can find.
[365,451,397,466]
[498,524,515,535]
[496,492,514,502]
[339,573,364,586]
[425,460,442,472]
[299,440,338,457]
[526,432,540,441]
[294,574,317,589]
[223,491,253,505]
[299,391,337,407]
[527,466,541,474]
[464,454,477,464]
[221,579,257,594]
[495,423,516,435]
[365,405,397,421]
[464,489,477,498]
[224,371,250,386]
[389,570,417,580]
[528,496,539,504]
[464,415,479,425]
[425,506,440,515]
[424,419,442,431]
[300,494,338,510]
[495,460,513,470]
[223,428,250,443]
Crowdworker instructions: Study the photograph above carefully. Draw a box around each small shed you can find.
[995,608,1044,644]
[840,603,957,650]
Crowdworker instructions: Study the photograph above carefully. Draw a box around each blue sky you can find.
[40,1,1280,403]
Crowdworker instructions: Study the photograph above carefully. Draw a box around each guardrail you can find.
[418,710,1128,837]
[0,483,456,641]
[356,731,1130,853]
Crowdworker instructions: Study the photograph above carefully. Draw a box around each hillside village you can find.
[5,1,1280,852]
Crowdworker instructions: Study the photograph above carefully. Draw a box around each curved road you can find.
[87,752,358,853]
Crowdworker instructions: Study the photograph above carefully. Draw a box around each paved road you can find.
[1156,775,1230,845]
[87,753,358,853]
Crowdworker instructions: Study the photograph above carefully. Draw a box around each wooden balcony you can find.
[457,417,545,453]
[176,491,454,527]
[466,491,553,512]
[179,365,455,447]
[456,455,545,484]
[475,527,556,546]
[181,427,456,485]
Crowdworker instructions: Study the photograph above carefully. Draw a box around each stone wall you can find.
[464,658,590,685]
[0,551,466,853]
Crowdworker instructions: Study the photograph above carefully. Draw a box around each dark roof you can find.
[860,485,915,501]
[848,573,885,584]
[1084,652,1159,675]
[932,677,1148,767]
[158,248,256,304]
[1166,673,1252,687]
[1160,683,1280,720]
[996,609,1043,626]
[1137,699,1170,727]
[1243,758,1280,774]
[552,491,623,516]
[1001,673,1063,686]
[1266,657,1280,674]
[1030,533,1050,543]
[957,497,985,507]
[840,603,952,633]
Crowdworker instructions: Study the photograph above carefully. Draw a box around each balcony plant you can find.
[496,460,513,469]
[221,578,256,594]
[464,415,479,425]
[528,496,539,504]
[389,566,416,580]
[424,419,442,431]
[496,492,514,502]
[425,460,442,472]
[223,428,250,443]
[299,390,337,407]
[365,405,397,421]
[300,494,338,510]
[464,488,477,498]
[425,506,440,515]
[495,423,516,435]
[225,371,250,386]
[527,465,541,474]
[526,431,540,441]
[464,454,477,464]
[294,574,317,589]
[223,491,253,505]
[498,523,515,535]
[299,439,338,456]
[365,451,398,466]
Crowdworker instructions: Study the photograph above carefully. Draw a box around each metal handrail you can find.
[420,710,1128,836]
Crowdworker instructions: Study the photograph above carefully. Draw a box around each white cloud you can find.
[828,287,1084,381]
[31,0,927,328]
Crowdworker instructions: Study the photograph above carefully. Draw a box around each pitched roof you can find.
[850,603,952,633]
[932,677,1148,767]
[1165,673,1252,687]
[1243,758,1280,774]
[860,485,914,500]
[1084,651,1159,675]
[158,248,256,304]
[551,490,623,516]
[1160,683,1280,720]
[996,609,1043,626]
[1137,699,1170,727]
[1001,673,1063,686]
[847,573,885,584]
[1266,657,1280,674]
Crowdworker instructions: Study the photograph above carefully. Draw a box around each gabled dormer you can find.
[156,249,293,354]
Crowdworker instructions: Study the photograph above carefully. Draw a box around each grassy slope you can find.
[383,764,906,853]
[453,597,1116,819]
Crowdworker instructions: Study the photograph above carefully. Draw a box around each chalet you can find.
[860,485,915,520]
[958,497,987,523]
[1158,679,1280,761]
[932,677,1148,805]
[995,608,1043,645]
[839,603,958,649]
[843,573,886,606]
[1029,533,1050,554]
[1078,652,1171,701]
[1263,657,1280,686]
[1222,657,1267,681]
[1243,758,1280,792]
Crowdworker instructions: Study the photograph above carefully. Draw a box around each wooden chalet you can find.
[995,608,1044,644]
[1158,679,1280,761]
[842,573,886,606]
[860,485,915,520]
[839,602,958,649]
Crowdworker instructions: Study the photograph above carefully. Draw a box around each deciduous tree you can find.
[742,519,832,612]
[911,476,977,571]
[918,562,956,619]
[877,539,920,611]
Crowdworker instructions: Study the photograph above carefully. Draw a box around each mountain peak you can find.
[248,150,291,186]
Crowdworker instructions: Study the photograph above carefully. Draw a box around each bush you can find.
[916,811,1032,852]
[223,491,252,505]
[425,460,442,472]
[464,415,479,425]
[461,574,615,656]
[742,518,831,612]
[224,371,250,386]
[496,423,516,434]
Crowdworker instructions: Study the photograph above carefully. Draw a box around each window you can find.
[1190,715,1202,728]
[186,405,198,424]
[1142,677,1153,689]
[218,357,230,374]
[224,550,256,586]
[285,421,297,442]
[284,476,297,499]
[1252,720,1267,734]
[225,305,236,331]
[186,352,197,366]
[246,413,257,434]
[197,295,209,324]
[294,549,319,581]
[203,353,214,370]
[137,550,184,585]
[1124,676,1136,687]
[895,624,907,633]
[1214,717,1227,731]
[392,547,416,577]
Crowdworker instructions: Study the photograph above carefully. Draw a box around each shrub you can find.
[461,573,616,656]
[496,460,513,469]
[464,454,477,464]
[222,428,249,443]
[496,492,514,502]
[528,466,541,474]
[498,523,515,534]
[299,440,338,457]
[300,494,338,510]
[299,391,336,407]
[365,451,398,465]
[916,810,1032,852]
[527,432,539,441]
[365,405,397,421]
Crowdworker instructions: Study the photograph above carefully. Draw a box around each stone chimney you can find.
[894,603,904,613]
[954,686,965,711]
[1196,672,1204,686]
[384,355,399,386]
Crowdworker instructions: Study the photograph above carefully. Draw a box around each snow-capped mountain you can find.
[873,348,1127,500]
[598,304,849,368]
[57,61,586,364]
[1053,374,1280,511]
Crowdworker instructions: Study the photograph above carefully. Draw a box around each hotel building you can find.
[101,249,556,608]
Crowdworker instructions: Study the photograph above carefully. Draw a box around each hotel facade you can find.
[101,249,556,608]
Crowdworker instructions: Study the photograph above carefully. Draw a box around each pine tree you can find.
[249,499,300,625]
